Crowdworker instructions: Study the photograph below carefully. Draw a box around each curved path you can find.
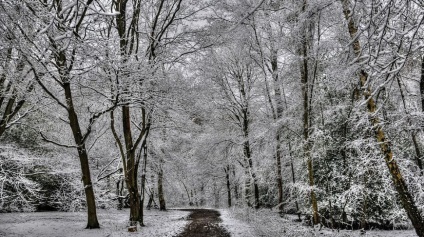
[176,209,231,237]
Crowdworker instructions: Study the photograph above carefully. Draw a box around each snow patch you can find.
[219,208,257,237]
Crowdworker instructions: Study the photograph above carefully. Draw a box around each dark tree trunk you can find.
[275,133,283,212]
[233,167,239,202]
[244,168,252,207]
[200,183,205,206]
[63,81,99,229]
[288,142,301,220]
[242,108,260,209]
[113,0,150,228]
[122,106,142,226]
[360,175,368,230]
[158,162,166,211]
[27,0,101,229]
[116,178,124,210]
[139,142,147,226]
[420,55,424,112]
[225,165,232,207]
[213,180,220,208]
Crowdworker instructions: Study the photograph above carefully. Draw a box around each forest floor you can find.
[0,209,188,237]
[0,208,419,237]
[175,209,230,237]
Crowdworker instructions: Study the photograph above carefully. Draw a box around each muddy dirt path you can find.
[175,209,231,237]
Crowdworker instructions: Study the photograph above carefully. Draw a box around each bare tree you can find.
[205,44,261,208]
[341,0,424,235]
[0,0,123,229]
[296,0,319,225]
[111,0,184,227]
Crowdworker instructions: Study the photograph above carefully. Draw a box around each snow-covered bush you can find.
[0,151,41,212]
[27,165,83,212]
[0,146,83,212]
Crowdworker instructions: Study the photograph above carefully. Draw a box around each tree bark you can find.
[288,142,301,220]
[181,181,192,206]
[53,45,100,228]
[122,106,142,226]
[158,160,166,211]
[111,106,149,227]
[244,166,252,207]
[225,165,232,207]
[139,141,147,226]
[242,107,260,209]
[63,79,99,229]
[420,55,424,112]
[113,0,149,227]
[342,1,424,235]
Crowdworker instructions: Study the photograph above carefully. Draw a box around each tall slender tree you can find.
[297,0,319,225]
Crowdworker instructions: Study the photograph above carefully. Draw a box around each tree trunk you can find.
[241,102,260,209]
[63,81,99,229]
[412,134,423,170]
[289,142,301,220]
[200,183,205,206]
[231,166,239,204]
[116,178,124,209]
[158,161,166,211]
[181,181,192,205]
[122,106,142,226]
[298,0,319,225]
[360,174,368,230]
[225,165,232,207]
[244,167,252,207]
[113,0,150,227]
[271,48,285,213]
[420,55,424,112]
[342,1,424,235]
[243,120,260,209]
[139,142,147,226]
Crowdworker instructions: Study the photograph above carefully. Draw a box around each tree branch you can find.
[40,132,77,148]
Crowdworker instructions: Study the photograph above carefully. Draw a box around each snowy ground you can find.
[219,209,256,237]
[0,209,188,237]
[0,208,419,237]
[220,208,418,237]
